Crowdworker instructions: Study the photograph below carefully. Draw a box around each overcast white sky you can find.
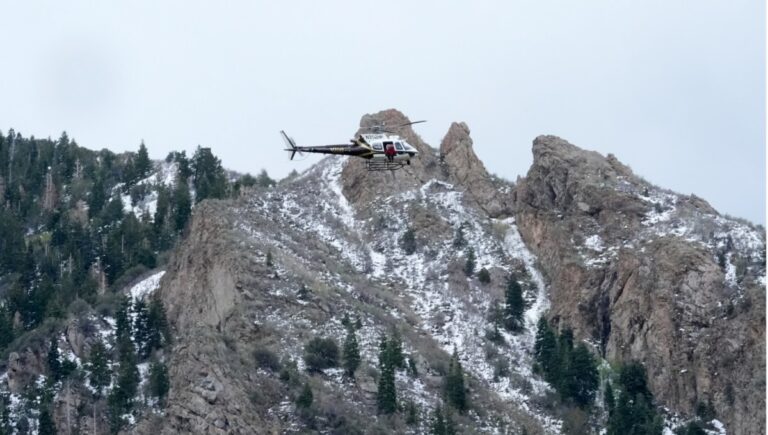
[0,1,764,223]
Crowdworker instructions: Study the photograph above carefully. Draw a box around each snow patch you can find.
[129,271,166,301]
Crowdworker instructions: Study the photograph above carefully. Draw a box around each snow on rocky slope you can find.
[228,159,561,433]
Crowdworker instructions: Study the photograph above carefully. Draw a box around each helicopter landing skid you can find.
[366,161,407,172]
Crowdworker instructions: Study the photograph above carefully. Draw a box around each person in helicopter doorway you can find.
[384,142,396,162]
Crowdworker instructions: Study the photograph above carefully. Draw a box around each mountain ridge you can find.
[141,109,763,434]
[0,112,760,434]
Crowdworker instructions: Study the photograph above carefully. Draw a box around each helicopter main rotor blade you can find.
[398,120,426,127]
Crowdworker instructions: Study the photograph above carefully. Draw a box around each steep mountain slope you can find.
[145,159,556,433]
[141,109,764,434]
[515,136,765,434]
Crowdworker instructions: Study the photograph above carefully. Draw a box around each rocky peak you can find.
[439,122,512,217]
[341,109,441,212]
[514,135,765,434]
[342,109,513,219]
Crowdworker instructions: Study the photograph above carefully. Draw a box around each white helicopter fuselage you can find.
[360,133,419,162]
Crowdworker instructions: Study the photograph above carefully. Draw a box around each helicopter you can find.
[281,120,425,171]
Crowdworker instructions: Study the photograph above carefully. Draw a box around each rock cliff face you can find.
[146,202,268,434]
[135,112,763,434]
[439,122,513,218]
[515,135,765,434]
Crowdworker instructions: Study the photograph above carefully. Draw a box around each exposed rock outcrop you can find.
[7,349,45,394]
[342,109,513,221]
[341,109,442,211]
[439,121,512,217]
[147,202,267,434]
[515,135,766,434]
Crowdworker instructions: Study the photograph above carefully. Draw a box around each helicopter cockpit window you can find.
[372,143,383,151]
[395,142,404,151]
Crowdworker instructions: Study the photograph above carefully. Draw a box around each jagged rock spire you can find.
[439,122,512,218]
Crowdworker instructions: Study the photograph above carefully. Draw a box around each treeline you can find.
[0,129,274,432]
[0,130,275,349]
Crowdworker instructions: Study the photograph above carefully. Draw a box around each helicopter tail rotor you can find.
[280,130,299,160]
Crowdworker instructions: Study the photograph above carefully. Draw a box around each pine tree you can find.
[0,306,14,352]
[0,391,11,434]
[342,327,361,378]
[405,401,418,425]
[148,361,170,406]
[504,277,525,332]
[38,406,56,435]
[88,176,106,217]
[101,197,124,226]
[390,329,404,369]
[534,317,559,384]
[556,326,574,392]
[445,348,467,412]
[377,361,397,414]
[452,224,466,248]
[191,146,227,203]
[400,228,417,255]
[605,381,615,416]
[477,267,491,284]
[463,247,476,277]
[255,169,276,188]
[114,340,140,411]
[47,338,62,382]
[88,340,111,397]
[377,334,398,414]
[619,362,652,401]
[172,176,191,232]
[607,363,664,435]
[115,295,132,336]
[134,298,151,359]
[107,391,126,433]
[560,343,599,407]
[444,407,457,435]
[147,295,171,353]
[431,405,446,435]
[296,382,313,408]
[135,141,152,180]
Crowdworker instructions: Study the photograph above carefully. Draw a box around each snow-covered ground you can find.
[115,161,181,220]
[237,158,563,432]
[129,271,166,301]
